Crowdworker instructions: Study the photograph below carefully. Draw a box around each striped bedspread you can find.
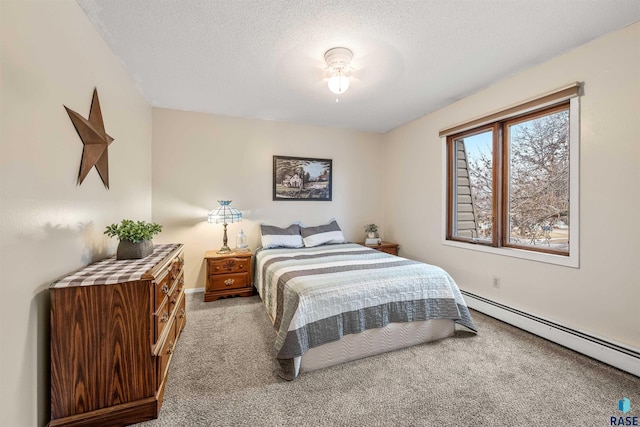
[254,243,477,362]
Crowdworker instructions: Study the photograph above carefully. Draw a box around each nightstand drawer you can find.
[207,257,250,274]
[358,241,399,256]
[377,246,398,255]
[207,272,249,291]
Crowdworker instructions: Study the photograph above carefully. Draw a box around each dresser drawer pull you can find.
[167,341,175,355]
[179,308,186,319]
[161,284,169,295]
[160,312,169,323]
[224,278,235,287]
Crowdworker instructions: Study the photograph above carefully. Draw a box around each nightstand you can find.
[358,241,400,256]
[204,250,253,302]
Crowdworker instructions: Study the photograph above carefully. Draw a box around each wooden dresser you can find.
[50,243,185,427]
[204,250,253,302]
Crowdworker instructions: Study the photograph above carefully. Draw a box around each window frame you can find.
[441,90,580,268]
[446,123,500,247]
[501,102,570,256]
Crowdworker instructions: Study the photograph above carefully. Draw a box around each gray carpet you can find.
[137,293,640,426]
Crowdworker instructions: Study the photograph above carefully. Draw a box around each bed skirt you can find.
[278,318,455,380]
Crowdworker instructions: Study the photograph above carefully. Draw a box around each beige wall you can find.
[152,108,384,291]
[383,22,640,349]
[0,1,153,426]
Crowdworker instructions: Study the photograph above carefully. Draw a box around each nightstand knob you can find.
[224,278,235,287]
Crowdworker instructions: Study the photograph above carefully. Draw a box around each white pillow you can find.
[260,224,304,249]
[300,220,346,247]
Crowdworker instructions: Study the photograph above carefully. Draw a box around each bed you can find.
[254,242,477,380]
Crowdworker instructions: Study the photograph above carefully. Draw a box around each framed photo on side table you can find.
[273,155,332,201]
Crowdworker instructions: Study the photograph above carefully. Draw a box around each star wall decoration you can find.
[64,88,114,188]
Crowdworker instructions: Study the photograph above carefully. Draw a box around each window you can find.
[443,84,579,264]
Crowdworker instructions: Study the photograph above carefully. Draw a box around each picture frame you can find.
[273,155,332,201]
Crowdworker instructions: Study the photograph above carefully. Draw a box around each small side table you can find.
[357,241,400,256]
[204,250,253,302]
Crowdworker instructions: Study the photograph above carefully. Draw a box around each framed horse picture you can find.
[273,155,332,201]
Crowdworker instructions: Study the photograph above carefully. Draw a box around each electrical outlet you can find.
[492,276,501,289]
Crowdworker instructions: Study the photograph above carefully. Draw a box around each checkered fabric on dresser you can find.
[51,243,178,288]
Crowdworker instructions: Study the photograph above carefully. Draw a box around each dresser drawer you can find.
[208,257,250,274]
[169,275,184,309]
[153,300,171,344]
[207,272,249,291]
[169,255,184,282]
[156,316,177,389]
[175,292,187,335]
[156,274,184,345]
[154,273,172,312]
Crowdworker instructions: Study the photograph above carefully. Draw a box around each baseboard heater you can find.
[461,290,640,378]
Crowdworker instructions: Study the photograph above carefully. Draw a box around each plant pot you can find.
[367,232,377,239]
[117,239,154,260]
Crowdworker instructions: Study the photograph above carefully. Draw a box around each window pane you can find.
[453,130,493,241]
[506,109,569,252]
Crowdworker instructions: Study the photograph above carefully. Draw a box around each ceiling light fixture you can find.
[324,47,353,102]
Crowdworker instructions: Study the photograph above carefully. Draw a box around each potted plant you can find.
[104,219,163,260]
[364,223,379,239]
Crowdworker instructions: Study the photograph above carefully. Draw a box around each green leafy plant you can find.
[104,220,162,243]
[364,223,378,234]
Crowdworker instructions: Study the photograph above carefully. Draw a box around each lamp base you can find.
[217,223,232,254]
[217,245,232,254]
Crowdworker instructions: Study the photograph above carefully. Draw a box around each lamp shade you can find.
[328,69,350,95]
[207,200,242,224]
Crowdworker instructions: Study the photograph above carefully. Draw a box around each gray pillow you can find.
[300,220,346,247]
[260,224,304,249]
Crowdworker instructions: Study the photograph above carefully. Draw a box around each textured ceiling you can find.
[78,0,640,133]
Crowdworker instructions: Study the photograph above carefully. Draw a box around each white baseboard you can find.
[462,291,640,377]
[185,287,204,294]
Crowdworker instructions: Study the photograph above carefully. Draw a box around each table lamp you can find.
[207,200,242,254]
